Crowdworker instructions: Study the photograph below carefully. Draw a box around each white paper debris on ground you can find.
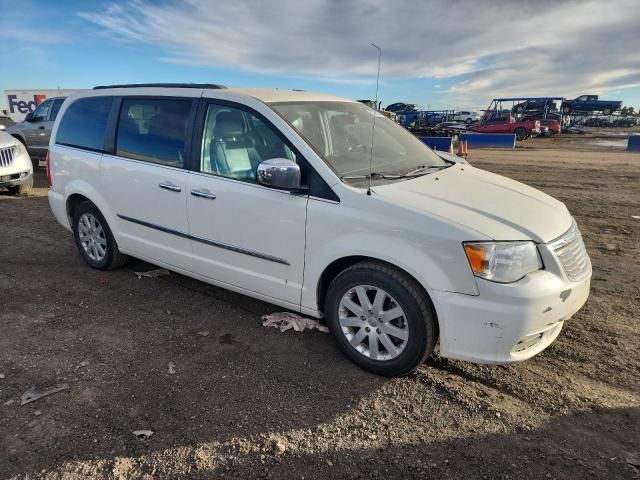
[167,362,176,375]
[135,268,170,279]
[20,383,69,406]
[632,215,640,220]
[262,312,329,333]
[133,430,154,440]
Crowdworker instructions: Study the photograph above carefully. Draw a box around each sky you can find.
[1,0,639,112]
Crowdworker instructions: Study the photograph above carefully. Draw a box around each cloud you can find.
[79,0,640,104]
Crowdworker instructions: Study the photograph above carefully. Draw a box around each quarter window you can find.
[56,96,114,151]
[116,98,192,168]
[200,104,296,183]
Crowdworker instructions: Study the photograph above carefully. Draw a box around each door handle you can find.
[190,189,216,200]
[38,126,45,130]
[159,182,182,192]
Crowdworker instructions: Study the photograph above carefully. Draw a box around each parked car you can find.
[452,111,480,124]
[48,84,591,376]
[612,117,638,128]
[0,116,15,130]
[468,116,541,140]
[386,102,416,113]
[562,95,622,115]
[0,130,33,195]
[582,118,613,128]
[5,96,66,165]
[430,122,468,134]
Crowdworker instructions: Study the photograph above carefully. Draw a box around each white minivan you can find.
[48,84,591,376]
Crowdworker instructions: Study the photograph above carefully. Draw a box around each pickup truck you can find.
[468,116,541,140]
[562,95,622,115]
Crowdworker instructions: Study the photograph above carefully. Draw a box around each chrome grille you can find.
[549,221,591,281]
[0,146,15,168]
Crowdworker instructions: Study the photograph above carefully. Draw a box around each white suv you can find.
[453,111,480,124]
[0,131,33,195]
[48,84,591,376]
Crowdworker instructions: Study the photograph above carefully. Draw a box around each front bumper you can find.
[432,269,591,364]
[0,171,32,188]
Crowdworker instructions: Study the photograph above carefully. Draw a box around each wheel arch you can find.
[11,133,26,145]
[316,256,438,331]
[66,193,93,223]
[64,186,117,232]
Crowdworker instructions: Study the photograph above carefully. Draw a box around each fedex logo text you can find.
[8,94,47,114]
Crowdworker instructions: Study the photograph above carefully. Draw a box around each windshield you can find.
[269,101,447,184]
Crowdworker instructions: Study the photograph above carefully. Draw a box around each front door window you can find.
[200,104,297,182]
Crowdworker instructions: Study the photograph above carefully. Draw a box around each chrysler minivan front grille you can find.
[0,146,15,168]
[549,221,591,281]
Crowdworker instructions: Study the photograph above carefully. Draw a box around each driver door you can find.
[186,100,308,307]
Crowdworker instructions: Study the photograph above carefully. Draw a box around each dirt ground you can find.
[1,134,639,479]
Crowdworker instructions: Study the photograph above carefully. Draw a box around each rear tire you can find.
[7,177,33,195]
[324,261,437,377]
[515,127,527,141]
[72,201,129,270]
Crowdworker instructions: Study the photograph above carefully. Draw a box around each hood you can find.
[0,131,19,148]
[374,164,572,243]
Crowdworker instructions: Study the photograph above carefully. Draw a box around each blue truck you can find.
[562,95,622,114]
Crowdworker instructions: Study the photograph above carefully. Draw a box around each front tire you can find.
[515,127,527,141]
[465,118,473,125]
[72,201,129,270]
[324,261,437,377]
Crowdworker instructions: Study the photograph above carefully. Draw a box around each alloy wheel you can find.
[78,213,107,261]
[338,285,409,360]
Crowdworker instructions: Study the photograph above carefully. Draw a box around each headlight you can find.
[14,141,28,158]
[463,241,543,283]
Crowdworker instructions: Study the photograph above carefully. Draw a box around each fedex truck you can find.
[3,89,79,122]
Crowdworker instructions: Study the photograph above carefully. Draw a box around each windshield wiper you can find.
[340,172,396,180]
[398,165,448,177]
[340,165,448,181]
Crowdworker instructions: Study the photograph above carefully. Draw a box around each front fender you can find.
[301,198,480,314]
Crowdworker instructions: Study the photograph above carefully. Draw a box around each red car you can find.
[468,116,541,140]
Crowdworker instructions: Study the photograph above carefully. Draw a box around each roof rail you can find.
[93,83,227,90]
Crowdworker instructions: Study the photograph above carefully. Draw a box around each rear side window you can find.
[49,99,65,122]
[116,98,192,168]
[56,96,114,151]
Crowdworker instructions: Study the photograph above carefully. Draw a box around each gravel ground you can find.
[0,136,638,479]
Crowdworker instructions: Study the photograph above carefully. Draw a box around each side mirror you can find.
[25,112,34,122]
[257,159,301,191]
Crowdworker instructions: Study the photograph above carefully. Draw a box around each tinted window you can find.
[56,96,113,151]
[200,103,296,182]
[49,99,64,122]
[31,100,52,122]
[116,98,192,168]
